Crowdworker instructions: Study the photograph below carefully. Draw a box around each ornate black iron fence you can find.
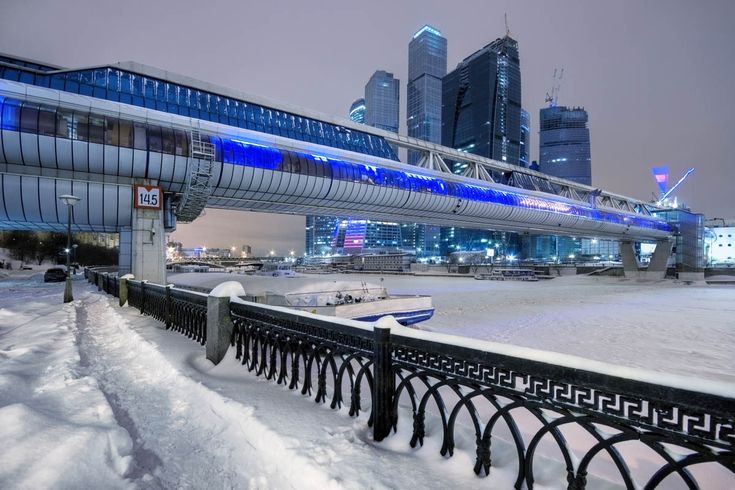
[86,269,735,489]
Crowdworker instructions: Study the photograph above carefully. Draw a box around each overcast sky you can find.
[2,0,733,254]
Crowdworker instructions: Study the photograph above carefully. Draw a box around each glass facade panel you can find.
[20,102,39,133]
[56,108,73,138]
[148,125,162,152]
[119,119,133,148]
[38,106,56,136]
[133,122,147,150]
[174,129,188,156]
[161,127,175,154]
[1,98,21,130]
[105,117,120,145]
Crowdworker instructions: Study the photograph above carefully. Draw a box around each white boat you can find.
[475,269,538,281]
[241,278,434,325]
[256,262,296,277]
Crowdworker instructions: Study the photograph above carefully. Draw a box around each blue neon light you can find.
[220,136,672,234]
[413,25,442,39]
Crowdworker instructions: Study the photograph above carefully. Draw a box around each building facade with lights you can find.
[349,98,366,124]
[520,108,530,168]
[539,106,591,184]
[441,35,522,169]
[439,35,523,257]
[364,70,399,134]
[407,25,447,165]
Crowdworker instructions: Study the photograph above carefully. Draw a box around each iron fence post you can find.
[165,285,172,329]
[140,280,147,315]
[373,326,394,441]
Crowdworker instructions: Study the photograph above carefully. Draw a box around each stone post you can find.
[118,274,134,306]
[207,281,246,365]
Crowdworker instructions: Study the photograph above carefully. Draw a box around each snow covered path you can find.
[1,276,489,489]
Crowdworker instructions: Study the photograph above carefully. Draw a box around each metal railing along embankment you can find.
[86,268,735,489]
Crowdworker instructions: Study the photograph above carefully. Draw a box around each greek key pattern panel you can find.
[393,345,734,447]
[230,304,373,353]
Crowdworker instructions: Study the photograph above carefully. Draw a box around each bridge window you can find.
[119,120,133,148]
[20,102,39,133]
[56,108,73,139]
[174,130,188,156]
[148,125,162,152]
[88,115,105,144]
[38,106,56,136]
[0,98,21,131]
[105,117,120,146]
[161,127,175,154]
[132,122,146,150]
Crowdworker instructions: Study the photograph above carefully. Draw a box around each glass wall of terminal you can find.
[0,61,397,161]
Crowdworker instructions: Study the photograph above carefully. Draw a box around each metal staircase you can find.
[176,131,214,223]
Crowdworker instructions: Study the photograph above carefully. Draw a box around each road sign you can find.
[133,184,163,210]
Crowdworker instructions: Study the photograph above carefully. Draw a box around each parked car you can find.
[44,267,67,283]
[21,264,33,270]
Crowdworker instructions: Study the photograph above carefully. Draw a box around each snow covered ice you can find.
[1,270,734,489]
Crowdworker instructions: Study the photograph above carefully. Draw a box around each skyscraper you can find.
[407,25,447,165]
[349,98,366,124]
[442,35,522,170]
[440,34,522,256]
[520,108,530,168]
[538,106,591,185]
[364,70,399,133]
[305,216,339,256]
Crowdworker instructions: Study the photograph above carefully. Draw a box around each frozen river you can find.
[171,272,735,384]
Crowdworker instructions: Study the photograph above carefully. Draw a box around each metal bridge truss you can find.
[176,131,215,223]
[391,134,659,217]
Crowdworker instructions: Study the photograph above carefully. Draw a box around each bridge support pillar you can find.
[621,239,673,280]
[620,240,640,278]
[122,206,166,284]
[643,239,674,280]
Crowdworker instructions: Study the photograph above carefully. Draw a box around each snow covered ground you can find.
[0,275,512,489]
[2,271,733,489]
[172,272,735,384]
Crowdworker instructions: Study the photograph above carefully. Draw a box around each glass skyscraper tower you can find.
[439,34,522,257]
[520,108,530,168]
[349,98,366,124]
[364,70,399,133]
[442,35,522,169]
[407,25,447,165]
[539,106,591,185]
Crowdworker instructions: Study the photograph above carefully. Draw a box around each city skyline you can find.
[2,0,733,253]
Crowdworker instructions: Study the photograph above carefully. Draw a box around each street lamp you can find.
[59,194,80,303]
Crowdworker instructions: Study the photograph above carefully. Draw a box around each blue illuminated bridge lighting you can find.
[215,138,671,235]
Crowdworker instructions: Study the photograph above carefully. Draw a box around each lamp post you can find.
[59,194,80,303]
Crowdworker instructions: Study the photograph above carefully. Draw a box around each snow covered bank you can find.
[170,272,735,384]
[1,275,497,489]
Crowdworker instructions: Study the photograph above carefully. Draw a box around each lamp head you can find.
[59,194,80,206]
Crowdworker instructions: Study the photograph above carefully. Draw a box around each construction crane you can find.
[544,68,564,107]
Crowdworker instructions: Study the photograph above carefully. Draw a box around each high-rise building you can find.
[349,98,366,124]
[331,219,402,253]
[442,35,522,170]
[364,70,399,133]
[440,34,522,255]
[407,25,447,165]
[305,216,339,256]
[532,106,594,261]
[538,106,591,185]
[520,108,530,168]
